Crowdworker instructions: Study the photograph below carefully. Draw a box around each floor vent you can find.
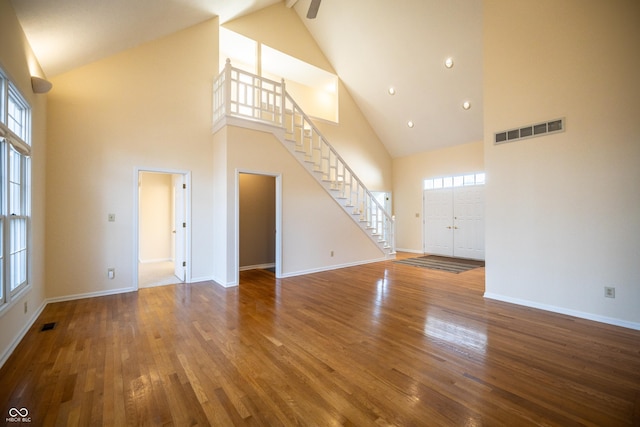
[41,322,56,331]
[494,118,565,145]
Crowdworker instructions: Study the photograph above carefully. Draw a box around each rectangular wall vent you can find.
[494,118,565,145]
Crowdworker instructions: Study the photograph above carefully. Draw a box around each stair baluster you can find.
[213,61,395,255]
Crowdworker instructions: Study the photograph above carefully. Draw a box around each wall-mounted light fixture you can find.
[444,57,454,69]
[462,101,471,110]
[31,76,52,94]
[407,120,415,128]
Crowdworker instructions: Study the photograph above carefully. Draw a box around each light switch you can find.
[108,213,116,222]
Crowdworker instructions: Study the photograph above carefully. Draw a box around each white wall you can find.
[213,125,385,286]
[0,0,48,366]
[393,141,484,252]
[483,0,640,328]
[224,3,393,192]
[46,19,218,298]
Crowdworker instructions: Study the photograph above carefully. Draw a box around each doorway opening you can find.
[136,169,191,288]
[237,171,282,283]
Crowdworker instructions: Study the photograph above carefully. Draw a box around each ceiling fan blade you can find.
[307,0,321,19]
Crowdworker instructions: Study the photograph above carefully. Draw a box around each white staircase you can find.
[213,60,395,256]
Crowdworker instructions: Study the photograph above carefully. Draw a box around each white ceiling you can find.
[10,0,483,158]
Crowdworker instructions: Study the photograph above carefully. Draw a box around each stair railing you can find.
[213,60,395,253]
[214,59,284,127]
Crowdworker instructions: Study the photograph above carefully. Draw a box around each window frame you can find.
[0,68,32,312]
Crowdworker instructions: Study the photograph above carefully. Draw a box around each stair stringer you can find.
[268,127,395,258]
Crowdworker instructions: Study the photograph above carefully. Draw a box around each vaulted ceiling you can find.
[10,0,483,157]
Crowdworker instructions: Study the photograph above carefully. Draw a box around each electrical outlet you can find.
[108,268,115,279]
[24,301,28,314]
[604,286,615,298]
[330,250,334,257]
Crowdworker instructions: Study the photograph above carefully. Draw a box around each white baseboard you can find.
[0,300,47,369]
[189,275,216,284]
[279,256,388,279]
[46,286,137,304]
[139,258,173,264]
[1,286,138,369]
[395,248,423,254]
[484,292,640,331]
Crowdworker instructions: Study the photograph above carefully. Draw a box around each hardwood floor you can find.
[1,254,639,426]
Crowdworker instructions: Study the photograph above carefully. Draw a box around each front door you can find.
[423,188,454,256]
[453,185,485,260]
[423,180,485,260]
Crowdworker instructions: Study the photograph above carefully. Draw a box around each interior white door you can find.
[423,188,454,256]
[453,186,485,260]
[173,174,186,281]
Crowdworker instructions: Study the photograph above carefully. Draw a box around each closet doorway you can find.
[237,171,282,281]
[423,173,485,260]
[136,169,191,288]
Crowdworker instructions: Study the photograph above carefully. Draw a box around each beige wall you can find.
[224,3,393,192]
[484,0,640,327]
[139,172,173,262]
[46,19,218,297]
[239,173,276,268]
[213,125,385,286]
[392,141,484,252]
[0,0,48,365]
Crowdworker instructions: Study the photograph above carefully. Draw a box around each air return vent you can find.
[494,118,565,145]
[41,322,56,331]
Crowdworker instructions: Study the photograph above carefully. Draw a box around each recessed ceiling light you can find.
[462,101,471,110]
[444,57,454,68]
[388,87,396,95]
[407,120,415,128]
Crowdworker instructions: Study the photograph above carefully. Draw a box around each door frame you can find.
[235,169,282,285]
[134,167,192,290]
[422,173,486,261]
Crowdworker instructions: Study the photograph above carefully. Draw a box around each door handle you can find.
[446,226,452,229]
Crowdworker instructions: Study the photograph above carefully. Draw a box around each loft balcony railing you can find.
[213,59,395,254]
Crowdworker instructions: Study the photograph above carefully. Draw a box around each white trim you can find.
[395,247,423,254]
[484,292,640,331]
[47,286,137,304]
[234,170,283,286]
[277,256,387,279]
[1,285,135,369]
[213,115,284,136]
[134,167,192,290]
[138,258,173,264]
[0,284,31,319]
[0,299,46,369]
[189,275,215,284]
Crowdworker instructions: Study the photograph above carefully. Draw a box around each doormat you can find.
[394,255,484,274]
